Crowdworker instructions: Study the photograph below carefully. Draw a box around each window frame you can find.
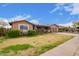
[18,24,29,31]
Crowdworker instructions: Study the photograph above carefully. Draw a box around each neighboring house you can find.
[9,20,59,32]
[49,24,59,32]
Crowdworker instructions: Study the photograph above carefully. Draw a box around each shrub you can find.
[35,30,45,35]
[6,30,21,38]
[35,30,41,35]
[43,30,48,33]
[59,27,69,32]
[27,30,37,36]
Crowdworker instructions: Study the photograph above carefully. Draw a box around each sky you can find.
[0,3,79,26]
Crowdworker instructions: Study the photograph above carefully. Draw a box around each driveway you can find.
[41,33,79,56]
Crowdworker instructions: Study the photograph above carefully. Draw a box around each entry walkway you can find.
[41,33,79,56]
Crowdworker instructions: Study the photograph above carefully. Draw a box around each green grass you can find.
[0,44,33,55]
[34,44,57,55]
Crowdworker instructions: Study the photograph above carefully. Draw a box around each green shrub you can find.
[59,27,69,32]
[35,30,45,35]
[43,30,48,33]
[27,30,37,36]
[6,30,21,38]
[35,30,40,34]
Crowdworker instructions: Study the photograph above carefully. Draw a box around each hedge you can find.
[6,30,21,38]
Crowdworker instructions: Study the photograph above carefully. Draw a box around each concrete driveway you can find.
[41,33,79,56]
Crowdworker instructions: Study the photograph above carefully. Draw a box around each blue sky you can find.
[0,3,79,26]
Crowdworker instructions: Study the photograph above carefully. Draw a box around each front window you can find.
[19,24,29,31]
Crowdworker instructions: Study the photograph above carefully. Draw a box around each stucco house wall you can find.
[10,20,34,30]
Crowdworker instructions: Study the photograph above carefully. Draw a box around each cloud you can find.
[0,18,9,25]
[59,12,63,15]
[30,19,40,24]
[0,18,11,28]
[70,4,79,15]
[1,3,9,7]
[0,14,32,28]
[0,14,41,28]
[9,15,32,22]
[64,6,72,12]
[63,3,79,15]
[50,6,60,13]
[8,14,40,24]
[50,3,65,13]
[56,3,65,6]
[59,21,73,27]
[50,3,79,15]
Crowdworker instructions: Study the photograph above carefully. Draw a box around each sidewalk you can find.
[41,34,79,56]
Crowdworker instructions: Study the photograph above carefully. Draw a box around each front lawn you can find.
[0,44,33,56]
[0,33,73,56]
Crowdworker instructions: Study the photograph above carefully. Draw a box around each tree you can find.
[73,21,79,28]
[73,21,79,33]
[0,20,11,36]
[59,27,69,32]
[0,20,11,29]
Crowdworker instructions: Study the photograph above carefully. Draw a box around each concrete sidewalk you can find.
[41,34,79,56]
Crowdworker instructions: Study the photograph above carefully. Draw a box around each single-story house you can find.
[9,20,34,31]
[10,20,58,32]
[9,20,59,32]
[9,20,49,31]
